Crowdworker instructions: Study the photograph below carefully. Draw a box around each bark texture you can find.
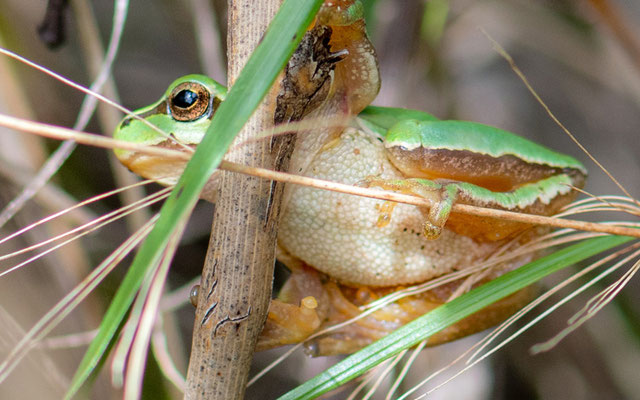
[185,1,289,398]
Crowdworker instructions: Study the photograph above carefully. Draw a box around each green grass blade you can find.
[279,234,633,400]
[66,0,324,397]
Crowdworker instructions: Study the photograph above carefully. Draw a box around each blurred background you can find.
[0,0,639,398]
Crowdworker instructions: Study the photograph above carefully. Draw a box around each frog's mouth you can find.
[118,100,169,130]
[115,139,196,186]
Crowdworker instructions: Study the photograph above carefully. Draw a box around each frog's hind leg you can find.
[306,276,538,356]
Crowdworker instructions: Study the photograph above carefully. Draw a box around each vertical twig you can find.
[185,1,290,399]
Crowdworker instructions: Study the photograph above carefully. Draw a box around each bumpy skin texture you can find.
[279,128,498,286]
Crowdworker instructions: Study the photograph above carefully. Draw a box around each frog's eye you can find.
[168,81,212,122]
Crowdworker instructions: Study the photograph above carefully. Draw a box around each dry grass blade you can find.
[531,257,640,354]
[0,188,170,278]
[385,340,427,400]
[0,217,157,384]
[122,223,183,400]
[4,111,640,240]
[151,315,186,392]
[483,30,639,208]
[0,180,152,247]
[0,185,166,263]
[0,0,128,229]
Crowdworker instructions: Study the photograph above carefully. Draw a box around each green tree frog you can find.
[113,0,586,355]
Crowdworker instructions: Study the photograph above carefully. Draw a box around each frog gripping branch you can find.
[113,0,586,356]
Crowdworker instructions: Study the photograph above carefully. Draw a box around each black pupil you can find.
[172,89,198,108]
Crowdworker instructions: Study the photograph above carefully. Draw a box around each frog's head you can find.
[114,74,226,185]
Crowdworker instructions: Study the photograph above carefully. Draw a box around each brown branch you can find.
[184,1,288,399]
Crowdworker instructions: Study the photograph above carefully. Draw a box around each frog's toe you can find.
[422,185,456,239]
[422,221,442,240]
[256,297,322,351]
[256,260,330,351]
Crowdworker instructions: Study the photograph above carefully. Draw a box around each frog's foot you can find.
[365,177,459,239]
[257,297,321,351]
[256,261,331,351]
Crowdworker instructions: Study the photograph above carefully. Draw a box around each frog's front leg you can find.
[364,177,460,240]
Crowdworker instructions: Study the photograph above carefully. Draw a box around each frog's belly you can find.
[279,128,496,287]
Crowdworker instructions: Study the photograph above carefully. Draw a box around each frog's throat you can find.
[116,139,194,184]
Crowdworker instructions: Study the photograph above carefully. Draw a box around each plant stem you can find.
[184,0,290,399]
